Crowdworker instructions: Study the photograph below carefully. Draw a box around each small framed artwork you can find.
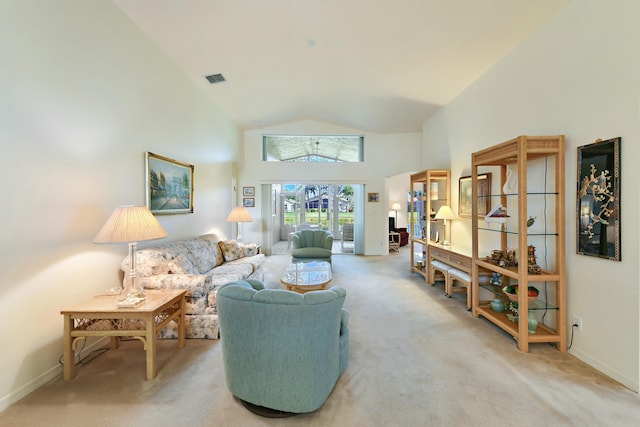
[145,152,194,215]
[459,173,491,218]
[577,137,621,261]
[368,192,379,203]
[243,187,255,197]
[490,272,503,287]
[243,198,255,208]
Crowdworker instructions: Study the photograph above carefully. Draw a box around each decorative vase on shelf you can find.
[528,310,538,334]
[503,165,518,194]
[490,298,505,313]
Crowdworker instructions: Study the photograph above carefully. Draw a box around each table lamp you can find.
[94,205,167,304]
[226,206,253,242]
[435,205,455,246]
[391,202,402,226]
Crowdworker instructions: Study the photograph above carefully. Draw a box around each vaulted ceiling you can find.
[114,0,569,134]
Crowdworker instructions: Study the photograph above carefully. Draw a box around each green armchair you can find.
[217,279,349,415]
[290,229,333,264]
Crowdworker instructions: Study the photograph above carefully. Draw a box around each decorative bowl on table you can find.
[502,285,538,304]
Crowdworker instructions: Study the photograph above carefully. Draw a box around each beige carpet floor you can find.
[1,250,638,426]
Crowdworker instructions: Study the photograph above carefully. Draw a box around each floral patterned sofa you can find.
[121,234,265,339]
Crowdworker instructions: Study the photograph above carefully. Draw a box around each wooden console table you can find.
[427,243,478,309]
[61,289,186,381]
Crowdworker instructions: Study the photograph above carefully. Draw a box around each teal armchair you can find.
[290,229,333,264]
[217,279,349,415]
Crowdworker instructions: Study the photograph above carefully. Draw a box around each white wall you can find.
[242,120,422,255]
[0,0,239,408]
[422,0,640,391]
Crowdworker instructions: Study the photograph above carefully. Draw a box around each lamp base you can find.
[120,241,146,305]
[118,282,146,306]
[116,294,145,307]
[441,240,451,246]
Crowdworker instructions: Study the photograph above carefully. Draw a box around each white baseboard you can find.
[0,364,61,412]
[569,348,639,393]
[0,337,111,412]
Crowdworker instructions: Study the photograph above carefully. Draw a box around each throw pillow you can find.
[220,240,244,262]
[214,244,225,266]
[241,244,258,257]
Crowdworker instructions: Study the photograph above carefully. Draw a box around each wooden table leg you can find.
[63,315,74,381]
[146,313,157,380]
[177,295,186,350]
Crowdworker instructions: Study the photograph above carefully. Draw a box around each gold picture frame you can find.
[458,173,491,218]
[145,152,194,215]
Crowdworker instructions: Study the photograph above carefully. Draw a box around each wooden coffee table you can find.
[280,261,332,293]
[61,289,186,381]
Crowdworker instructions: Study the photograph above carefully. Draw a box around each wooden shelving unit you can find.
[409,169,450,282]
[471,135,567,352]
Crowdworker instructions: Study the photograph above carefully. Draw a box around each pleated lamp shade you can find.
[226,207,253,223]
[94,205,167,243]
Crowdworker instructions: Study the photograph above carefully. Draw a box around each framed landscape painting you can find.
[459,173,491,218]
[145,152,194,215]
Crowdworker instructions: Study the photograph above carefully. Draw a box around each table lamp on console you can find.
[226,206,253,242]
[435,205,455,246]
[391,202,402,227]
[94,205,168,304]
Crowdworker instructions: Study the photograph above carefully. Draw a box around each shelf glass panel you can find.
[479,283,558,311]
[478,192,559,198]
[477,226,558,236]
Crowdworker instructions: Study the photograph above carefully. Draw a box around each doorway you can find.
[263,183,364,256]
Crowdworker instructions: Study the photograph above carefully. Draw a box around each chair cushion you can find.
[182,238,218,273]
[431,260,452,272]
[449,268,471,283]
[168,254,199,275]
[291,247,332,258]
[199,234,225,267]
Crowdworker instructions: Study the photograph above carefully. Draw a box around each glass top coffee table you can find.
[280,261,332,293]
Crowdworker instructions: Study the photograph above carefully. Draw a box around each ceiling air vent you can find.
[205,73,226,84]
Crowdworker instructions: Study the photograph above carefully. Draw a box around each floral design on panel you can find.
[578,164,615,239]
